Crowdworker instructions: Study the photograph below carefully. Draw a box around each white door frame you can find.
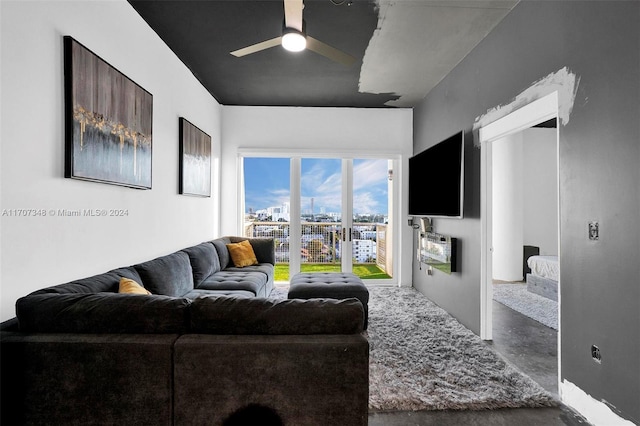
[479,91,560,341]
[290,157,302,275]
[341,159,354,273]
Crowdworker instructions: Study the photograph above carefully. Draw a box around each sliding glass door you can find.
[242,155,393,282]
[350,158,392,279]
[300,158,343,274]
[242,157,291,276]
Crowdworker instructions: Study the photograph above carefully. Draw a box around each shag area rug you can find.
[366,287,555,411]
[493,283,558,330]
[271,285,556,412]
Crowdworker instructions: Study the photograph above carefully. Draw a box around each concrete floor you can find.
[368,300,589,426]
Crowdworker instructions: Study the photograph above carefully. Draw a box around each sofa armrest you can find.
[228,236,275,265]
[0,318,19,331]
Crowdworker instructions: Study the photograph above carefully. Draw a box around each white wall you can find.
[0,0,221,321]
[221,106,413,285]
[492,133,524,281]
[492,127,558,281]
[522,128,557,255]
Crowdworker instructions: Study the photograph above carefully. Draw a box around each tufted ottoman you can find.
[288,272,369,329]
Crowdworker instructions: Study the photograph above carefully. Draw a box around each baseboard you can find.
[561,380,636,426]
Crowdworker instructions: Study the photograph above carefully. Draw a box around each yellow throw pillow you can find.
[226,240,259,268]
[119,277,151,295]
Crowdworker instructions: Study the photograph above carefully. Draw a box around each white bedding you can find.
[527,255,559,281]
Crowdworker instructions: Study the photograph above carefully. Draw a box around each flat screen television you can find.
[409,131,464,218]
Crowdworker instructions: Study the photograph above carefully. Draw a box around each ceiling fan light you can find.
[282,29,306,52]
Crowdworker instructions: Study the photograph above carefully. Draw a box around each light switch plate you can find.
[588,221,599,240]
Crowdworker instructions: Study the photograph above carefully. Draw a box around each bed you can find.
[526,254,558,301]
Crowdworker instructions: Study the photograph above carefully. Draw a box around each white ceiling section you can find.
[359,0,518,107]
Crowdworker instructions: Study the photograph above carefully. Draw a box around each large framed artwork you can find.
[179,118,211,197]
[64,36,153,189]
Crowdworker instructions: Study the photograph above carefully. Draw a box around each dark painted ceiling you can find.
[128,0,517,108]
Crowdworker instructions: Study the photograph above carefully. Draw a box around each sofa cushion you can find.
[182,289,255,299]
[134,251,194,297]
[190,295,364,335]
[224,263,274,277]
[224,263,274,297]
[228,237,276,265]
[181,242,221,286]
[226,240,258,267]
[16,293,191,333]
[197,270,267,297]
[119,277,151,295]
[211,237,232,269]
[28,267,142,295]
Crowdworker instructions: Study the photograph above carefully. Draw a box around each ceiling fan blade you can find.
[306,36,356,66]
[284,0,304,31]
[230,37,283,57]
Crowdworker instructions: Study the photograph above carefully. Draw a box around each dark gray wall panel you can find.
[413,1,639,422]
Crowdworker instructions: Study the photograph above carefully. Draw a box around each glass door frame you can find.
[238,149,400,285]
[342,159,354,274]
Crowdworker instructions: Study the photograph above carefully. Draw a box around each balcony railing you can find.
[243,221,390,275]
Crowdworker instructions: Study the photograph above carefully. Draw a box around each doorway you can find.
[479,91,561,390]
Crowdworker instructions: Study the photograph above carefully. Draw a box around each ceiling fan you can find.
[230,0,356,66]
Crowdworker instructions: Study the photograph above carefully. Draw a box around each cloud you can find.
[246,188,290,212]
[353,159,389,190]
[247,158,389,214]
[301,160,342,212]
[353,191,381,214]
[353,159,389,214]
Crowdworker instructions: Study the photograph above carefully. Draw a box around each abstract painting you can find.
[64,36,153,189]
[179,118,211,197]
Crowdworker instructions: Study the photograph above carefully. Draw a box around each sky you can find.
[244,158,389,216]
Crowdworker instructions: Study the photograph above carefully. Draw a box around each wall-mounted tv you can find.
[409,131,464,218]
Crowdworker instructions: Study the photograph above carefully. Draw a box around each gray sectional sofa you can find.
[0,236,369,426]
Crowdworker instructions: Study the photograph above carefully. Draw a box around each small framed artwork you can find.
[179,118,212,197]
[419,232,458,274]
[64,36,153,189]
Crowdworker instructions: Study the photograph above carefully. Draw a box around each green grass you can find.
[275,263,391,281]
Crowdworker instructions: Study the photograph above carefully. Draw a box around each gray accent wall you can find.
[412,1,639,423]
